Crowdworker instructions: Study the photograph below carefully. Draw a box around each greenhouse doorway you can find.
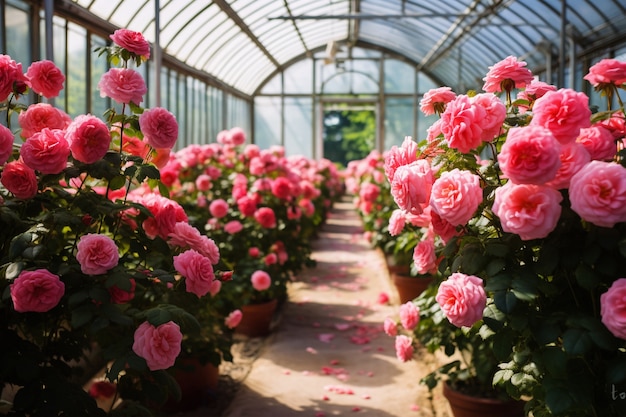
[321,101,378,168]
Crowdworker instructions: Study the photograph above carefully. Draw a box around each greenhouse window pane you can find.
[284,97,313,158]
[384,59,415,93]
[90,35,109,117]
[284,59,313,94]
[259,72,282,95]
[385,98,414,150]
[67,23,87,117]
[254,96,282,149]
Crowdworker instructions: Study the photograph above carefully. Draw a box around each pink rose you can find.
[545,143,591,190]
[530,88,592,145]
[173,249,215,297]
[383,317,398,336]
[429,169,482,226]
[25,60,65,98]
[577,125,616,161]
[195,174,211,192]
[471,93,506,142]
[427,119,443,143]
[584,58,626,87]
[516,80,557,112]
[600,278,626,339]
[264,253,278,266]
[251,270,272,291]
[98,68,147,105]
[225,310,243,329]
[436,272,486,328]
[492,182,563,240]
[18,103,72,139]
[249,247,260,257]
[76,234,119,275]
[298,198,315,217]
[132,193,188,240]
[271,176,293,200]
[430,210,460,244]
[482,56,534,93]
[0,54,26,102]
[237,195,257,216]
[413,239,438,275]
[0,124,14,165]
[109,278,136,304]
[1,160,38,199]
[440,95,486,153]
[229,127,246,146]
[65,114,112,164]
[388,209,406,236]
[383,136,418,182]
[390,160,434,215]
[209,280,222,296]
[10,269,65,313]
[254,207,277,228]
[132,321,182,371]
[569,161,626,228]
[498,125,562,185]
[224,220,243,234]
[168,222,219,263]
[420,87,456,116]
[139,107,178,149]
[598,111,625,141]
[394,335,414,362]
[359,182,380,203]
[399,301,419,331]
[20,128,69,174]
[110,29,150,60]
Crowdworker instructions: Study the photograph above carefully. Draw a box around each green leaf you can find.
[71,305,94,328]
[494,290,517,313]
[137,164,160,182]
[109,175,127,190]
[574,264,600,290]
[511,275,538,301]
[562,328,592,355]
[540,346,567,376]
[493,368,514,385]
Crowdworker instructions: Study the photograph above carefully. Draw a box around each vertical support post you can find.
[44,0,54,61]
[154,0,162,107]
[558,0,566,88]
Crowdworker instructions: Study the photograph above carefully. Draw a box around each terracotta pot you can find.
[443,382,525,417]
[392,273,433,304]
[235,298,278,337]
[164,357,219,412]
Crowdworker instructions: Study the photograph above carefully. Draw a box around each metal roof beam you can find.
[269,13,463,20]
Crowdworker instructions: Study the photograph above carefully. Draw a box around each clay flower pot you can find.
[392,273,433,304]
[235,298,278,337]
[443,382,525,417]
[163,357,219,412]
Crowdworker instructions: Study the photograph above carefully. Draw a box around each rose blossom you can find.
[209,280,222,296]
[264,253,278,266]
[394,335,414,362]
[1,160,38,199]
[530,88,592,145]
[20,128,69,174]
[173,249,215,297]
[110,29,150,60]
[10,269,65,313]
[224,220,243,234]
[208,198,229,219]
[359,182,380,203]
[600,278,626,339]
[436,272,486,328]
[65,114,112,164]
[251,270,272,291]
[440,94,486,153]
[76,234,120,275]
[545,143,591,190]
[498,125,562,185]
[420,87,456,116]
[482,55,534,93]
[0,54,27,102]
[388,209,406,236]
[254,207,277,228]
[139,107,178,149]
[430,210,460,244]
[390,160,434,215]
[516,80,557,112]
[0,124,13,165]
[471,93,506,141]
[98,68,147,105]
[399,301,419,331]
[492,182,563,240]
[25,60,65,98]
[109,278,136,304]
[237,195,257,216]
[18,103,72,139]
[225,310,243,329]
[132,321,182,371]
[88,381,117,400]
[383,136,418,182]
[569,160,626,228]
[429,169,482,226]
[576,125,616,161]
[271,176,293,200]
[132,192,188,240]
[584,58,626,87]
[413,239,438,275]
[383,317,398,336]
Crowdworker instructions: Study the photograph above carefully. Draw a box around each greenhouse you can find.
[1,1,626,416]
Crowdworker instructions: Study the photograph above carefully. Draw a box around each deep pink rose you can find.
[132,321,182,371]
[229,127,246,146]
[399,301,419,331]
[0,124,14,165]
[0,54,26,102]
[436,272,486,328]
[498,125,562,185]
[584,58,626,87]
[420,87,456,116]
[237,195,257,216]
[76,233,119,275]
[173,249,215,297]
[516,80,557,113]
[1,160,38,199]
[109,278,136,304]
[429,169,482,226]
[601,278,626,340]
[139,107,178,149]
[65,114,112,164]
[493,182,563,240]
[569,160,626,228]
[388,209,406,236]
[577,125,616,161]
[254,207,277,228]
[545,143,591,190]
[209,199,229,218]
[18,103,72,139]
[299,198,315,217]
[20,128,69,174]
[430,210,460,244]
[394,335,414,362]
[440,95,486,153]
[413,239,438,275]
[98,68,147,105]
[598,111,626,141]
[110,29,150,59]
[471,93,506,141]
[383,136,418,182]
[271,176,293,200]
[530,88,592,145]
[25,60,65,99]
[383,317,398,336]
[251,270,271,291]
[224,220,243,234]
[10,269,65,313]
[132,193,188,240]
[264,253,278,266]
[482,56,534,93]
[390,160,434,215]
[225,309,243,329]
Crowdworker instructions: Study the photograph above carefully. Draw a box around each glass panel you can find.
[90,35,109,116]
[284,59,313,94]
[284,97,313,158]
[67,23,87,117]
[208,86,223,142]
[417,72,440,94]
[254,96,282,150]
[384,59,415,93]
[177,74,186,147]
[260,72,282,95]
[323,71,378,95]
[6,2,30,63]
[385,98,414,150]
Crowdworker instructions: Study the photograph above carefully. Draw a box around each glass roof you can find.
[70,0,626,96]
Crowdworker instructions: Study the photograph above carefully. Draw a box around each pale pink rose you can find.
[194,174,211,192]
[110,29,150,60]
[405,206,432,228]
[251,270,272,291]
[139,107,178,149]
[440,95,486,153]
[413,239,438,275]
[209,198,229,218]
[224,220,243,234]
[1,160,38,199]
[109,278,136,304]
[600,278,626,339]
[25,60,65,98]
[132,321,182,371]
[0,54,27,102]
[388,209,406,236]
[76,234,119,275]
[20,128,69,174]
[383,136,418,182]
[390,160,434,215]
[271,176,293,200]
[545,143,591,190]
[10,269,64,313]
[225,309,243,329]
[98,68,147,105]
[18,103,72,139]
[168,222,219,263]
[394,335,414,362]
[254,207,277,228]
[430,169,482,226]
[584,58,626,87]
[197,235,220,264]
[436,272,486,328]
[430,210,459,244]
[482,56,534,93]
[569,160,626,228]
[383,317,398,336]
[0,124,14,165]
[359,182,380,203]
[492,182,563,240]
[530,89,592,145]
[471,93,506,142]
[399,301,420,331]
[516,80,557,112]
[498,125,561,185]
[426,119,443,143]
[209,280,222,296]
[173,249,215,297]
[65,114,111,164]
[420,87,456,116]
[577,125,616,161]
